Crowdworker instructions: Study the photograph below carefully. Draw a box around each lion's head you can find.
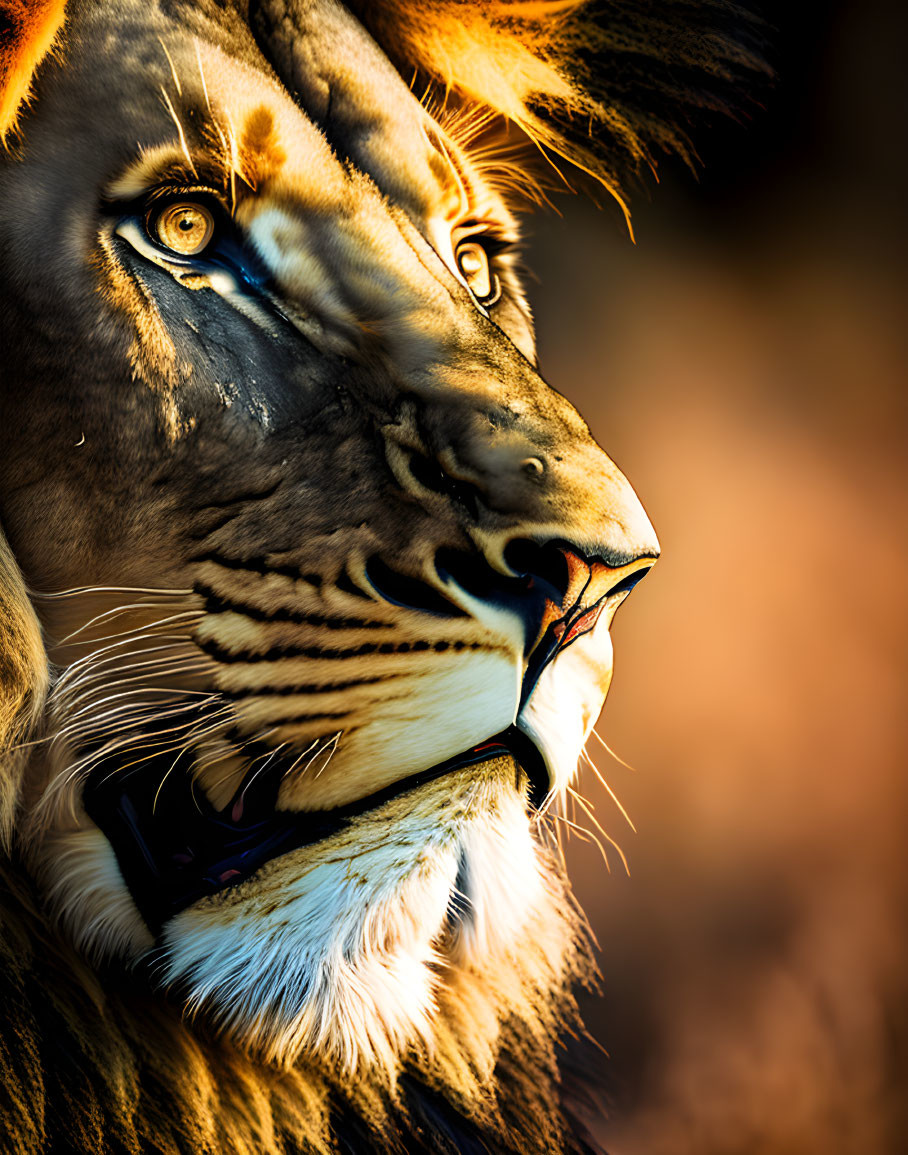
[0,0,757,1117]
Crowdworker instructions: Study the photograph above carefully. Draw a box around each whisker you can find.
[279,738,321,782]
[52,663,212,712]
[50,717,227,798]
[311,731,342,779]
[33,585,193,600]
[160,86,198,177]
[580,748,637,833]
[194,37,211,114]
[200,728,281,795]
[46,698,228,782]
[49,684,217,737]
[224,109,239,215]
[550,810,612,873]
[233,744,288,811]
[153,746,190,815]
[53,655,210,700]
[53,639,193,679]
[566,786,630,875]
[589,726,638,773]
[53,601,199,646]
[52,610,202,649]
[158,35,183,96]
[53,630,198,678]
[86,710,236,793]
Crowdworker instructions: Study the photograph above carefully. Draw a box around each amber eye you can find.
[455,239,501,307]
[151,200,216,256]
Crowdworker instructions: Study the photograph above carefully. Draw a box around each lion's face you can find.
[0,0,657,1070]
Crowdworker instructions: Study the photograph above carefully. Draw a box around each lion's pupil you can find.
[152,201,215,255]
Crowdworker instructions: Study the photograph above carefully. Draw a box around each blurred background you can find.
[525,1,907,1151]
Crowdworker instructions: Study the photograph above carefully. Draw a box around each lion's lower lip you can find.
[84,726,548,935]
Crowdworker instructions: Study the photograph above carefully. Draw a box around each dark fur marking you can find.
[194,581,389,629]
[189,550,311,581]
[218,675,390,699]
[335,570,373,600]
[365,555,469,618]
[197,635,479,663]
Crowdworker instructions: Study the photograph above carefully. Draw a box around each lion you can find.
[0,1,761,1151]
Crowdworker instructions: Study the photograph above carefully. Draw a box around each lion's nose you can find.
[502,537,656,661]
[502,537,656,609]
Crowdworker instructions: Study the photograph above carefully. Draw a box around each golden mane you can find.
[0,0,67,137]
[348,0,767,231]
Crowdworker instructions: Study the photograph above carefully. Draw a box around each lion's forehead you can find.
[76,3,499,354]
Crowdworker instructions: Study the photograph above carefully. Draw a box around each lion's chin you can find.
[155,755,560,1072]
[36,695,599,1073]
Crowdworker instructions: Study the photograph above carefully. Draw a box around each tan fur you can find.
[0,531,48,848]
[94,232,183,396]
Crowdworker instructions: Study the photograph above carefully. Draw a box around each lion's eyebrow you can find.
[420,111,528,238]
[421,122,471,221]
[105,146,229,203]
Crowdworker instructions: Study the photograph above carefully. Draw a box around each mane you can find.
[0,0,67,137]
[347,0,768,231]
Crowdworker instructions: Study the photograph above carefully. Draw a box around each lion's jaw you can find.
[33,586,618,1073]
[159,763,567,1074]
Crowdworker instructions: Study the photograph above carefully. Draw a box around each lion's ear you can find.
[0,526,47,849]
[0,0,67,138]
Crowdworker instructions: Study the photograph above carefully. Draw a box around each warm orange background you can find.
[527,2,906,1151]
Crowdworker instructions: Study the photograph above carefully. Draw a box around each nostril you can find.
[505,539,656,608]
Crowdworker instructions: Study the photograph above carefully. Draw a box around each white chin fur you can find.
[517,610,614,796]
[156,760,547,1073]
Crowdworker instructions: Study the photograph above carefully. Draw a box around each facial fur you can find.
[0,0,673,1091]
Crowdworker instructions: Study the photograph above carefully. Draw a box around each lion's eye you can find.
[151,201,216,256]
[455,240,501,308]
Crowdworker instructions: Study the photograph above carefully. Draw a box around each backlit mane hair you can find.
[0,0,67,137]
[348,0,767,229]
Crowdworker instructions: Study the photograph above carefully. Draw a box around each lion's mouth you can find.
[81,551,648,937]
[83,724,550,936]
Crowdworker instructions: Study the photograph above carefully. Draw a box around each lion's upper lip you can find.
[437,539,653,708]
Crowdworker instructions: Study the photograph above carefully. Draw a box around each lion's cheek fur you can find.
[35,825,155,962]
